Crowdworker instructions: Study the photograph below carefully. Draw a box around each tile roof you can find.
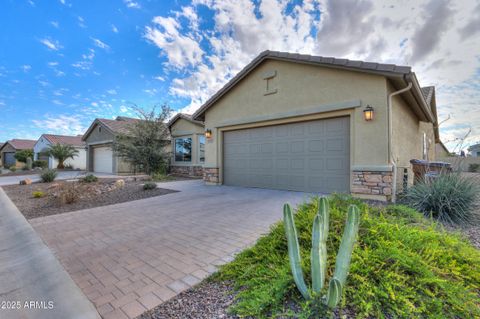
[97,117,140,135]
[42,134,85,147]
[8,139,36,150]
[193,50,413,120]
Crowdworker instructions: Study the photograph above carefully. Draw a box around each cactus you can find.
[283,198,360,309]
[26,157,33,170]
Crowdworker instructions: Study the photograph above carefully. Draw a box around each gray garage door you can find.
[223,117,350,193]
[3,152,16,167]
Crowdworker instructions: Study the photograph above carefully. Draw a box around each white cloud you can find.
[32,115,85,135]
[51,99,64,105]
[143,88,158,95]
[124,0,141,9]
[47,61,59,67]
[112,24,119,33]
[39,38,62,51]
[72,61,92,70]
[144,0,480,145]
[153,75,165,81]
[21,65,31,72]
[120,105,128,113]
[106,89,117,95]
[91,38,110,50]
[50,21,59,28]
[82,48,95,60]
[78,16,86,28]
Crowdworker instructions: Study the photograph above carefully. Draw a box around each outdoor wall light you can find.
[205,129,212,139]
[363,105,374,121]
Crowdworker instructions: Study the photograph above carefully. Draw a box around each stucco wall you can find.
[84,123,115,144]
[202,59,390,185]
[389,82,436,191]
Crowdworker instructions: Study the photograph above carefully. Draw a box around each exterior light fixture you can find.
[363,105,374,121]
[205,129,212,139]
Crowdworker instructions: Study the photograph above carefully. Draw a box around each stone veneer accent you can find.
[203,167,219,184]
[170,165,203,177]
[352,171,393,197]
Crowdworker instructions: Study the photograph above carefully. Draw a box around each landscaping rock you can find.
[19,178,32,185]
[114,179,125,189]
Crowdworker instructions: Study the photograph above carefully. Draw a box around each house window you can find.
[199,135,205,163]
[175,137,192,162]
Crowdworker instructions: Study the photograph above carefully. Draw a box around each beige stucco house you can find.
[167,113,205,177]
[192,51,440,202]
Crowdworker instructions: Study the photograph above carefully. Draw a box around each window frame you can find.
[198,134,205,163]
[174,136,193,163]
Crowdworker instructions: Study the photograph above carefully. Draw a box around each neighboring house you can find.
[192,50,440,202]
[0,139,36,168]
[33,134,87,170]
[167,113,205,177]
[468,143,480,157]
[82,116,140,174]
[435,141,450,158]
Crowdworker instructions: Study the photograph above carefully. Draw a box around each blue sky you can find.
[0,0,479,152]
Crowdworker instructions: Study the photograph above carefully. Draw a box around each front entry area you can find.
[223,116,350,193]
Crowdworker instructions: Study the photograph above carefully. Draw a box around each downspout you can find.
[388,79,412,203]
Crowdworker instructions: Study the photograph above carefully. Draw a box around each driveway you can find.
[29,180,311,319]
[0,171,125,186]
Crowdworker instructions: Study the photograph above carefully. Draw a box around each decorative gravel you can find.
[2,178,177,219]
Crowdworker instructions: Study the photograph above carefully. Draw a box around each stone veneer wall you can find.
[352,171,393,198]
[170,165,203,177]
[203,167,219,184]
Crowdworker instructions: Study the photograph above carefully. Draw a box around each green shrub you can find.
[14,149,33,163]
[468,163,480,172]
[216,195,480,318]
[9,166,17,172]
[26,157,32,170]
[58,183,79,205]
[40,169,57,183]
[143,182,157,190]
[33,160,48,169]
[32,191,45,198]
[151,172,174,182]
[402,173,479,225]
[82,174,98,183]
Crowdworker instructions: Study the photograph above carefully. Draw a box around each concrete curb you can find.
[0,187,100,319]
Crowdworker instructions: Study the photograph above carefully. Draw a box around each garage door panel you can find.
[93,146,113,173]
[223,117,350,193]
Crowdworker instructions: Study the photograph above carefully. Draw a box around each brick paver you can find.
[30,180,309,318]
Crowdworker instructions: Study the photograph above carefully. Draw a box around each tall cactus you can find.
[283,198,360,309]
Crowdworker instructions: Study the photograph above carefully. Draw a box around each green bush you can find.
[215,195,480,318]
[33,160,48,169]
[402,173,479,225]
[32,191,45,198]
[143,182,157,190]
[9,166,17,172]
[14,149,33,163]
[151,172,174,182]
[468,163,480,172]
[82,174,98,183]
[40,169,57,183]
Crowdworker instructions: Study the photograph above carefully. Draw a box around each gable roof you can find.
[41,134,85,147]
[167,113,204,128]
[82,116,140,141]
[192,50,436,126]
[0,139,36,152]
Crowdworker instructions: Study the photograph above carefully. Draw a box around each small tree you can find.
[14,149,34,163]
[47,143,79,169]
[114,105,171,175]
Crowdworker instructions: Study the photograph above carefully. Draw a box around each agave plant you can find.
[283,197,360,308]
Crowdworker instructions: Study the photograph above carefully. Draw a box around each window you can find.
[199,135,205,163]
[175,137,192,162]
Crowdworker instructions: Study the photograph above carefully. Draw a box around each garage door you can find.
[3,152,16,167]
[223,117,350,193]
[93,146,113,173]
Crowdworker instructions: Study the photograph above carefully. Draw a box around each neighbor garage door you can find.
[93,146,113,173]
[223,117,350,193]
[3,152,16,167]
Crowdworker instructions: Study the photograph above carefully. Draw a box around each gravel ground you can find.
[2,178,177,219]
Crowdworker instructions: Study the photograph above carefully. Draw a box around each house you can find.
[191,50,440,202]
[167,113,205,177]
[435,141,450,158]
[33,134,87,170]
[468,143,480,157]
[82,116,141,174]
[0,139,36,168]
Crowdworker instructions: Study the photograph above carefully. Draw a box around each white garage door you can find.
[93,146,113,173]
[223,117,350,193]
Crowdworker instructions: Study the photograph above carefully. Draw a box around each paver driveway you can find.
[30,180,311,319]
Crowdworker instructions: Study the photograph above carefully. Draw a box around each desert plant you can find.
[115,179,125,188]
[9,166,17,172]
[469,163,480,172]
[403,172,479,225]
[143,181,157,190]
[46,143,79,169]
[82,174,98,183]
[58,183,79,204]
[26,157,32,170]
[32,191,45,198]
[40,169,57,183]
[33,160,48,169]
[283,197,359,308]
[14,149,33,163]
